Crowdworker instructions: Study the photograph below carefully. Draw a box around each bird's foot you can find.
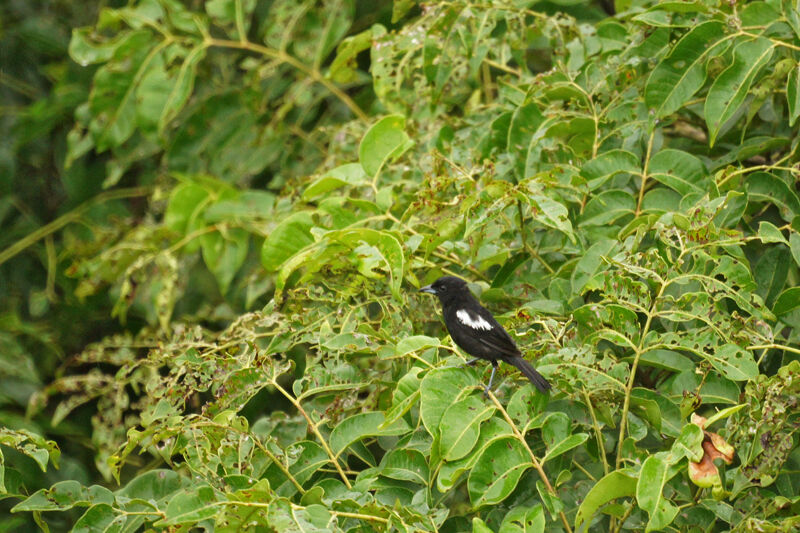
[460,358,480,368]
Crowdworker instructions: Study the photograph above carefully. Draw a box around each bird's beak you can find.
[419,284,437,294]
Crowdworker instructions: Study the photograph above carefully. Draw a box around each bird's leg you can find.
[483,362,498,397]
[462,357,480,367]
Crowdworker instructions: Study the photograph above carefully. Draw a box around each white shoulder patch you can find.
[456,309,493,331]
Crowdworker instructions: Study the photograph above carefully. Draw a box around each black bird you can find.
[420,275,551,396]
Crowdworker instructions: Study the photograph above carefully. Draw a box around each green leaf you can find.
[206,0,256,36]
[542,433,589,463]
[359,114,414,177]
[12,481,113,512]
[260,211,315,271]
[758,221,788,245]
[509,103,545,180]
[580,149,640,190]
[394,335,441,357]
[380,448,429,484]
[755,246,791,308]
[383,367,423,426]
[787,64,800,126]
[507,386,547,429]
[630,388,662,432]
[784,0,800,39]
[572,239,617,294]
[579,190,636,227]
[670,423,704,462]
[0,428,60,482]
[522,185,576,241]
[574,471,637,532]
[701,343,758,381]
[536,479,564,520]
[645,21,728,117]
[790,233,800,266]
[420,367,477,437]
[73,504,124,533]
[267,500,331,532]
[500,504,545,533]
[705,37,774,146]
[773,287,800,316]
[636,349,694,373]
[439,395,495,461]
[302,163,367,201]
[329,412,409,457]
[648,149,708,195]
[326,228,405,300]
[204,191,276,222]
[263,441,327,497]
[158,484,217,526]
[200,228,249,294]
[468,437,532,507]
[636,454,679,532]
[473,517,495,533]
[329,28,373,83]
[69,28,146,66]
[116,469,183,501]
[157,45,205,135]
[746,172,800,218]
[703,404,746,428]
[88,31,159,151]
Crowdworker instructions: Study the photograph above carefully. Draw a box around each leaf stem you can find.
[635,127,656,215]
[487,391,573,533]
[270,378,353,488]
[615,279,667,469]
[582,388,609,476]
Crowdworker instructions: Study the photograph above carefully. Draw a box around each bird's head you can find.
[419,275,470,305]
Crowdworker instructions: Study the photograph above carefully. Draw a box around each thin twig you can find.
[0,187,152,267]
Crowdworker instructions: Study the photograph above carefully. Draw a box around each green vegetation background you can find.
[1,0,799,531]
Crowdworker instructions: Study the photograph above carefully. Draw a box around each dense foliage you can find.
[2,0,800,531]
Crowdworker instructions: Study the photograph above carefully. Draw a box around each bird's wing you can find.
[458,306,520,357]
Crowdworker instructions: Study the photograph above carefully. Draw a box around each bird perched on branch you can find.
[419,275,551,396]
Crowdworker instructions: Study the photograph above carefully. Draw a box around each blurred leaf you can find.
[302,163,367,201]
[200,228,249,294]
[261,212,315,271]
[787,64,800,126]
[359,115,414,177]
[773,287,800,316]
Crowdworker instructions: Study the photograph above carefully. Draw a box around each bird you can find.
[419,275,551,396]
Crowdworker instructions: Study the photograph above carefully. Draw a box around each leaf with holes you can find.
[468,437,532,507]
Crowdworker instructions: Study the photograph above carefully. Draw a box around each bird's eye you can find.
[438,286,446,292]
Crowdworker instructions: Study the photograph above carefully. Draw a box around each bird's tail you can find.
[508,356,552,393]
